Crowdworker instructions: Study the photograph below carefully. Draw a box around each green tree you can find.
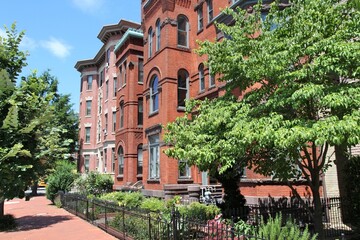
[165,0,360,238]
[0,24,78,217]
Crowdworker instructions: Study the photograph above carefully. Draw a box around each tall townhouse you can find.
[140,0,314,203]
[77,0,321,203]
[76,20,140,178]
[113,27,144,190]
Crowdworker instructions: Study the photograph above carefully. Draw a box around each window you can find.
[199,64,205,92]
[84,155,90,173]
[112,111,116,132]
[197,6,203,31]
[80,78,83,92]
[177,69,189,108]
[87,75,93,90]
[119,66,123,86]
[119,101,124,128]
[106,48,110,66]
[138,59,143,83]
[118,146,124,175]
[207,0,213,23]
[150,75,159,113]
[111,148,115,173]
[149,134,160,179]
[104,113,108,135]
[113,77,117,97]
[105,80,109,99]
[209,67,215,87]
[104,149,107,173]
[148,27,153,58]
[86,100,91,115]
[97,120,101,142]
[177,15,189,47]
[156,19,161,51]
[137,144,143,175]
[123,61,127,85]
[138,98,143,126]
[179,160,191,178]
[85,127,91,143]
[100,70,104,87]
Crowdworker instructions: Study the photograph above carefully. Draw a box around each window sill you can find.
[149,110,159,117]
[117,175,124,179]
[85,115,91,118]
[177,106,186,112]
[199,89,205,94]
[84,143,91,145]
[176,46,191,52]
[136,174,143,179]
[208,85,216,90]
[147,179,160,183]
[177,178,193,184]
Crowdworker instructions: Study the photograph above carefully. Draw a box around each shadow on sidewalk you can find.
[13,215,73,231]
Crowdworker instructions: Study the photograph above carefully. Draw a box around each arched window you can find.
[199,64,205,91]
[138,98,143,126]
[148,27,153,58]
[156,19,161,51]
[177,15,189,47]
[150,75,159,113]
[119,101,124,128]
[137,144,143,175]
[177,69,189,108]
[118,146,124,175]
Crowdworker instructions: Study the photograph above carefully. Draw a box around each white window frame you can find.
[149,134,160,179]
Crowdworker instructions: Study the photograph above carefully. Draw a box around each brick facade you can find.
[76,0,325,201]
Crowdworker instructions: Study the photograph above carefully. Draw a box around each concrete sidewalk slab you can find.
[0,196,117,240]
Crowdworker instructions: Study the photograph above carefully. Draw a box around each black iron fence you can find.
[62,193,265,240]
[62,194,354,239]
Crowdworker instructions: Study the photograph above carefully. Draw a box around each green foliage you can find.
[100,191,127,204]
[74,172,113,197]
[140,197,167,213]
[0,214,16,231]
[109,213,151,240]
[0,23,77,217]
[122,192,144,209]
[256,214,317,240]
[346,155,360,226]
[165,0,360,236]
[177,202,221,221]
[46,161,78,203]
[233,219,255,236]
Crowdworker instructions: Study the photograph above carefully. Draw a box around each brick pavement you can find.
[0,196,117,240]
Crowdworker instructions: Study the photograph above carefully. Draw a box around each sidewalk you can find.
[0,195,117,240]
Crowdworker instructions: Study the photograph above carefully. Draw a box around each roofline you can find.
[114,28,144,53]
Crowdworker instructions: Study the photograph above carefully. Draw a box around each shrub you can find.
[46,160,78,203]
[178,202,221,221]
[140,197,167,213]
[100,191,126,204]
[0,214,16,231]
[256,214,317,240]
[122,192,144,208]
[74,172,113,197]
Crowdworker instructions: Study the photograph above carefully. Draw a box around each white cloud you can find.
[72,0,105,13]
[41,37,72,59]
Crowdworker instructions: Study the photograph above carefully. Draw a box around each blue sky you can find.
[0,0,141,112]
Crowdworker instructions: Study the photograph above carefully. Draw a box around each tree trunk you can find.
[31,182,38,196]
[312,186,324,240]
[0,199,4,217]
[334,144,350,223]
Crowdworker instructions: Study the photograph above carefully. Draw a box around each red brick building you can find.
[76,0,318,203]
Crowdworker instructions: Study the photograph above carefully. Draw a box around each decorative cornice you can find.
[114,28,144,53]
